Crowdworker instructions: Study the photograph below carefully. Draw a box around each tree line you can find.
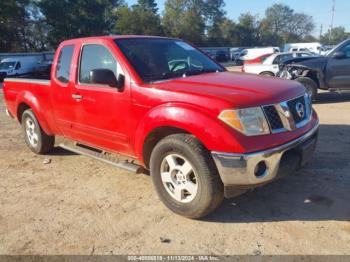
[1,0,349,52]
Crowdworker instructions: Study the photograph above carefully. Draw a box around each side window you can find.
[55,45,74,84]
[15,62,21,70]
[79,44,117,85]
[340,44,350,58]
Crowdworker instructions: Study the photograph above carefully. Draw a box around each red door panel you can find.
[71,85,132,155]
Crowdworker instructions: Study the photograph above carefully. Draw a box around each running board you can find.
[59,142,143,174]
[329,88,350,94]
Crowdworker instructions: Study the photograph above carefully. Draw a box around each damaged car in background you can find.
[278,39,350,101]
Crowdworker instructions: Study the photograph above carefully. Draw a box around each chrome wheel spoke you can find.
[25,118,38,147]
[180,161,193,176]
[29,121,34,129]
[184,181,197,195]
[32,133,38,142]
[161,172,172,184]
[160,153,198,203]
[173,187,183,201]
[165,155,177,170]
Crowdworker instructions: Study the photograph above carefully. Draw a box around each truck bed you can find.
[3,78,55,134]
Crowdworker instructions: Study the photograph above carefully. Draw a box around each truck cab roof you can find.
[59,35,178,45]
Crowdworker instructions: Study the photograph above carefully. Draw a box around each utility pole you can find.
[329,0,336,44]
[320,24,323,40]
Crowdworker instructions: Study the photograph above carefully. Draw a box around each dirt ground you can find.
[0,86,349,255]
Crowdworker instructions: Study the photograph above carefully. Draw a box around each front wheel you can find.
[21,109,55,154]
[296,77,318,101]
[150,134,224,219]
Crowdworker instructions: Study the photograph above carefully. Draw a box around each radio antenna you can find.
[329,0,336,44]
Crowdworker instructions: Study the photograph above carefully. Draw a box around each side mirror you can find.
[117,74,125,89]
[89,69,123,88]
[333,51,346,59]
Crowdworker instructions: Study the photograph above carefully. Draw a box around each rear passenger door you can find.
[71,43,132,154]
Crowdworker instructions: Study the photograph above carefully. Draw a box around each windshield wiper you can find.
[147,68,222,83]
[145,71,183,83]
[183,68,220,77]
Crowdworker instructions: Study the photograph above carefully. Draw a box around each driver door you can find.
[326,43,350,89]
[71,43,132,155]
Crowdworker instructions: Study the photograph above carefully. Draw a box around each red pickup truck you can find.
[3,36,319,218]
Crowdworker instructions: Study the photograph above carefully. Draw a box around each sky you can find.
[127,0,350,36]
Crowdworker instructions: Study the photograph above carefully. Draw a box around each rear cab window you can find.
[55,45,74,84]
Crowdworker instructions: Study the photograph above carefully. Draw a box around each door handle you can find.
[72,94,83,100]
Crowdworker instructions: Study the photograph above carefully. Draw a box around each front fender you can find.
[283,64,326,89]
[16,91,53,135]
[133,103,244,162]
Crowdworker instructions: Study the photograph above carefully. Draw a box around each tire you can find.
[260,71,274,77]
[296,77,318,101]
[21,109,55,154]
[150,134,224,219]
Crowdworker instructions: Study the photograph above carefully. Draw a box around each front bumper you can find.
[211,122,319,195]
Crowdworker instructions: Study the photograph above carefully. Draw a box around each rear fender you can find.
[16,91,53,135]
[133,103,244,163]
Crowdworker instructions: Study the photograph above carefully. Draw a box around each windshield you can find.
[0,61,16,70]
[115,38,224,83]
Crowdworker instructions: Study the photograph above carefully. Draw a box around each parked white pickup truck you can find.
[242,52,316,76]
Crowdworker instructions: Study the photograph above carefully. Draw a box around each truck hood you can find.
[291,56,327,71]
[281,56,320,65]
[152,71,305,108]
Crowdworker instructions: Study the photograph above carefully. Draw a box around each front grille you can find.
[263,105,284,130]
[263,95,310,133]
[287,96,307,124]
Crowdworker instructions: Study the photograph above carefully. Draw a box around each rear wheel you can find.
[260,71,274,77]
[21,109,55,154]
[150,134,224,219]
[296,77,318,101]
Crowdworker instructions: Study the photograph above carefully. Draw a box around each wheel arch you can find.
[304,71,321,89]
[288,65,324,89]
[142,126,191,168]
[259,71,275,76]
[17,102,31,123]
[134,104,244,167]
[15,92,53,135]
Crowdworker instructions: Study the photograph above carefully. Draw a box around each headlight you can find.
[8,70,13,74]
[218,107,270,136]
